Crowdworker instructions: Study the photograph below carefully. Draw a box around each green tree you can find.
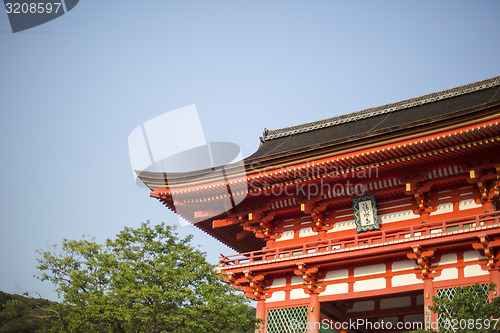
[36,222,258,333]
[412,283,500,333]
[0,291,65,333]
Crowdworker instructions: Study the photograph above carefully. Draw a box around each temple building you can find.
[138,76,500,333]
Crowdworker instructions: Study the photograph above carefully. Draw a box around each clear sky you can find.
[1,1,500,301]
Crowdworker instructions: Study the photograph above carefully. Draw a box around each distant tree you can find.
[0,291,64,332]
[411,283,500,333]
[36,222,258,333]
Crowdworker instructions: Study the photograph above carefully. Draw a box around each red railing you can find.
[218,211,500,267]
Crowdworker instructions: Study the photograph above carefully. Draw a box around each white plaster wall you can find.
[380,296,411,309]
[463,250,487,262]
[328,220,355,232]
[430,203,454,216]
[275,230,294,242]
[379,210,418,223]
[437,253,457,265]
[392,274,421,287]
[347,301,375,312]
[271,278,286,288]
[322,283,349,295]
[459,199,482,210]
[353,278,386,292]
[266,291,285,302]
[464,264,488,278]
[291,276,303,285]
[299,227,318,238]
[322,269,348,281]
[290,288,307,300]
[354,264,386,277]
[392,260,419,272]
[434,268,458,281]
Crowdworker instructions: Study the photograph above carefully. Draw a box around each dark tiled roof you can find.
[250,76,500,160]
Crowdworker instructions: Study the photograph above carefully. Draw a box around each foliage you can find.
[411,283,500,333]
[36,222,258,333]
[0,291,66,332]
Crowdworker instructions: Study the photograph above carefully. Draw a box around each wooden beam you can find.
[212,218,240,228]
[195,210,221,218]
[235,277,251,284]
[345,305,422,320]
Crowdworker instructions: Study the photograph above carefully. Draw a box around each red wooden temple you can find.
[138,76,500,333]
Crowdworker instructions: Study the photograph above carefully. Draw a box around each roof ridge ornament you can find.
[262,76,500,142]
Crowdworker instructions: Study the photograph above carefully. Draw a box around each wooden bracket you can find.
[294,263,325,294]
[299,199,332,232]
[472,235,500,270]
[407,246,436,279]
[222,271,268,301]
[243,211,279,241]
[466,166,500,205]
[405,181,436,216]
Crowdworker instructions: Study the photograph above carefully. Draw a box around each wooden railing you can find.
[218,211,500,267]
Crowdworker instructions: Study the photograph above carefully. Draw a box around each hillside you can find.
[0,291,63,332]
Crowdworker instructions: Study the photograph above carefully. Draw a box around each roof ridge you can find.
[261,76,500,141]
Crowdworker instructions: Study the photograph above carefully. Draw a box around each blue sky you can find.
[1,1,500,300]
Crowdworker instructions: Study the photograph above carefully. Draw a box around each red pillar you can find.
[256,299,266,333]
[489,269,500,302]
[423,278,434,330]
[307,293,321,333]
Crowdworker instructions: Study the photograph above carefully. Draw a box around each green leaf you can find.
[35,221,259,332]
